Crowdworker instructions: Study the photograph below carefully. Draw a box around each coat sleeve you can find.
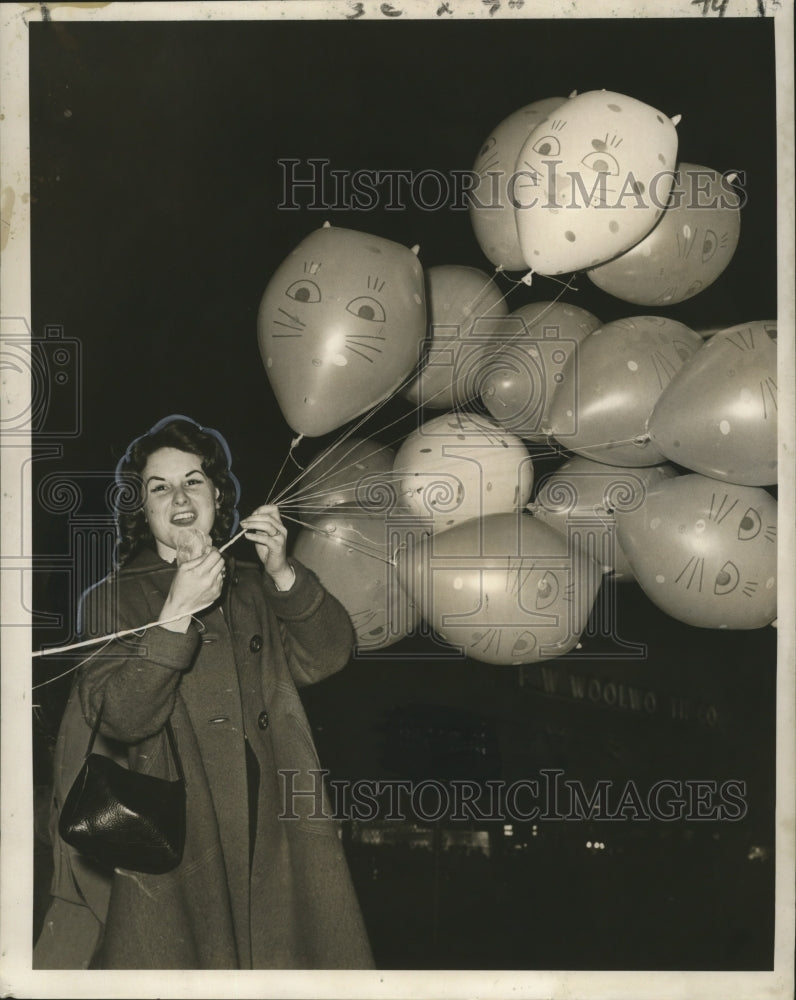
[76,575,202,743]
[261,558,354,688]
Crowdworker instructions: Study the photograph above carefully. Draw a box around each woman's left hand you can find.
[241,505,294,589]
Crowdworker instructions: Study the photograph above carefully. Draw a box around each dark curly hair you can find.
[113,415,241,568]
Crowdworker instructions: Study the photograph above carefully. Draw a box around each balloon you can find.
[393,412,534,534]
[531,455,678,581]
[292,437,395,516]
[548,316,703,466]
[479,301,601,441]
[397,512,603,664]
[514,90,679,275]
[587,164,741,305]
[402,265,508,410]
[292,510,417,651]
[257,225,426,437]
[469,97,568,271]
[615,474,777,629]
[648,321,777,486]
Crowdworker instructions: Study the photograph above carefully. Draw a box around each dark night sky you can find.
[28,15,779,971]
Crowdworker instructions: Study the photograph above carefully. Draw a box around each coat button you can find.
[249,634,263,653]
[257,710,269,730]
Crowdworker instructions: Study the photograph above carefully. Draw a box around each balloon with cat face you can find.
[514,90,680,275]
[479,301,601,442]
[647,322,777,486]
[531,455,678,581]
[292,509,418,651]
[402,265,508,410]
[396,512,603,664]
[548,316,703,466]
[615,474,777,629]
[393,412,534,535]
[469,96,568,272]
[587,164,741,305]
[257,225,426,437]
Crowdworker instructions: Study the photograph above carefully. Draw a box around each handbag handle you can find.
[86,701,185,783]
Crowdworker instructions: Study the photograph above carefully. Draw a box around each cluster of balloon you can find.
[402,265,508,410]
[469,95,570,271]
[513,90,681,275]
[615,475,777,629]
[548,316,703,465]
[647,321,778,485]
[530,456,678,582]
[587,164,742,305]
[396,512,603,665]
[479,301,601,441]
[256,84,777,660]
[257,223,426,437]
[392,412,534,536]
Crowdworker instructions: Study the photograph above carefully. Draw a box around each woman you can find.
[34,415,373,970]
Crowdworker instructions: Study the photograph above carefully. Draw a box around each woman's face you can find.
[141,447,219,561]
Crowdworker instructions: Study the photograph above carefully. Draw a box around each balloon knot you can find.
[521,270,534,287]
[633,432,651,446]
[289,433,305,469]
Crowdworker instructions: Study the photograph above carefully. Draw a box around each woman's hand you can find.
[159,548,226,631]
[241,505,294,590]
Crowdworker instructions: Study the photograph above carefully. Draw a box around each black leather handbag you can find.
[58,704,186,874]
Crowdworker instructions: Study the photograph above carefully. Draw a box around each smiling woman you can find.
[33,415,373,970]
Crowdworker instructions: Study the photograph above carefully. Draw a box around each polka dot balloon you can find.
[514,90,680,275]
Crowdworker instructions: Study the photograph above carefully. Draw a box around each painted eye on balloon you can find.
[738,507,762,541]
[532,135,561,157]
[346,297,386,322]
[580,151,620,176]
[536,571,560,610]
[479,136,497,158]
[701,229,718,263]
[714,560,740,596]
[285,280,321,304]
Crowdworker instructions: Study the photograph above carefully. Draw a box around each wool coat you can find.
[33,548,374,970]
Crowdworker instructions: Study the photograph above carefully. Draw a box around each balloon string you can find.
[274,436,400,509]
[267,433,305,504]
[276,420,415,508]
[276,473,401,510]
[269,355,424,508]
[280,512,398,566]
[32,636,117,686]
[31,608,211,662]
